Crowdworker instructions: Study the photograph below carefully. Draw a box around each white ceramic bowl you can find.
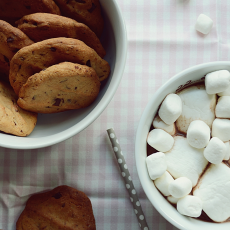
[135,61,230,230]
[1,0,127,149]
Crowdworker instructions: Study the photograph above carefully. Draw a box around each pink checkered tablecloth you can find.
[1,0,230,229]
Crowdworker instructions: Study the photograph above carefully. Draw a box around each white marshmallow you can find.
[176,85,216,134]
[146,152,167,180]
[218,84,230,96]
[224,141,230,161]
[205,70,230,94]
[203,137,226,164]
[193,163,230,222]
[147,129,174,152]
[187,120,210,149]
[215,96,230,118]
[154,171,174,196]
[167,195,180,204]
[195,14,213,35]
[177,195,203,218]
[212,118,230,142]
[168,177,192,198]
[159,93,182,125]
[165,136,208,187]
[152,115,176,136]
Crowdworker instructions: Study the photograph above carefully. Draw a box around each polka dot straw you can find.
[107,128,149,230]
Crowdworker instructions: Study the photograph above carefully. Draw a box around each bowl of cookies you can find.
[0,0,127,149]
[135,61,230,230]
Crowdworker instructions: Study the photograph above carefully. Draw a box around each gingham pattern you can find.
[1,0,230,229]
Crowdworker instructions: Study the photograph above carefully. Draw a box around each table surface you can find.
[1,0,230,229]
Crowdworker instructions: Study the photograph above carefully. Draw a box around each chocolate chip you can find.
[42,68,47,71]
[62,203,65,207]
[67,99,71,102]
[3,55,9,63]
[32,96,35,100]
[88,3,96,13]
[50,47,56,52]
[33,22,37,26]
[23,20,28,23]
[75,87,77,90]
[52,192,62,199]
[19,65,21,70]
[7,37,14,43]
[86,60,91,67]
[53,98,63,106]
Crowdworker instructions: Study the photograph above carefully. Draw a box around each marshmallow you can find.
[176,85,216,133]
[224,141,230,161]
[215,96,230,118]
[195,14,213,35]
[147,129,174,152]
[177,195,203,218]
[203,137,226,164]
[193,163,230,222]
[205,70,230,94]
[167,195,180,204]
[165,136,208,187]
[152,115,176,136]
[218,84,230,96]
[158,93,182,125]
[154,171,174,196]
[212,118,230,142]
[187,120,210,149]
[168,177,192,198]
[146,152,167,180]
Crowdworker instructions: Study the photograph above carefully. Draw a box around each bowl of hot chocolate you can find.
[135,61,230,230]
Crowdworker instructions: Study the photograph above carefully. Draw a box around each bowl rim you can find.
[135,61,230,229]
[1,0,127,150]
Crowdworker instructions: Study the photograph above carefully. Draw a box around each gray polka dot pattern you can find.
[107,128,149,230]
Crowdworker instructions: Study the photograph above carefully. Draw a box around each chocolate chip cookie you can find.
[10,37,110,95]
[16,185,96,230]
[0,81,37,136]
[17,62,101,113]
[0,20,34,60]
[16,13,106,58]
[53,0,104,37]
[0,0,60,26]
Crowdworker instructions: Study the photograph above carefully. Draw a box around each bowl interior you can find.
[0,0,127,149]
[135,61,230,230]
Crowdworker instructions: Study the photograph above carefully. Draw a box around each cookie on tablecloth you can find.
[16,13,106,58]
[17,62,101,113]
[16,185,96,230]
[9,37,110,95]
[0,81,37,136]
[53,0,104,37]
[0,0,60,26]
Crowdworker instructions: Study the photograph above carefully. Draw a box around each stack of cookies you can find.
[0,0,110,136]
